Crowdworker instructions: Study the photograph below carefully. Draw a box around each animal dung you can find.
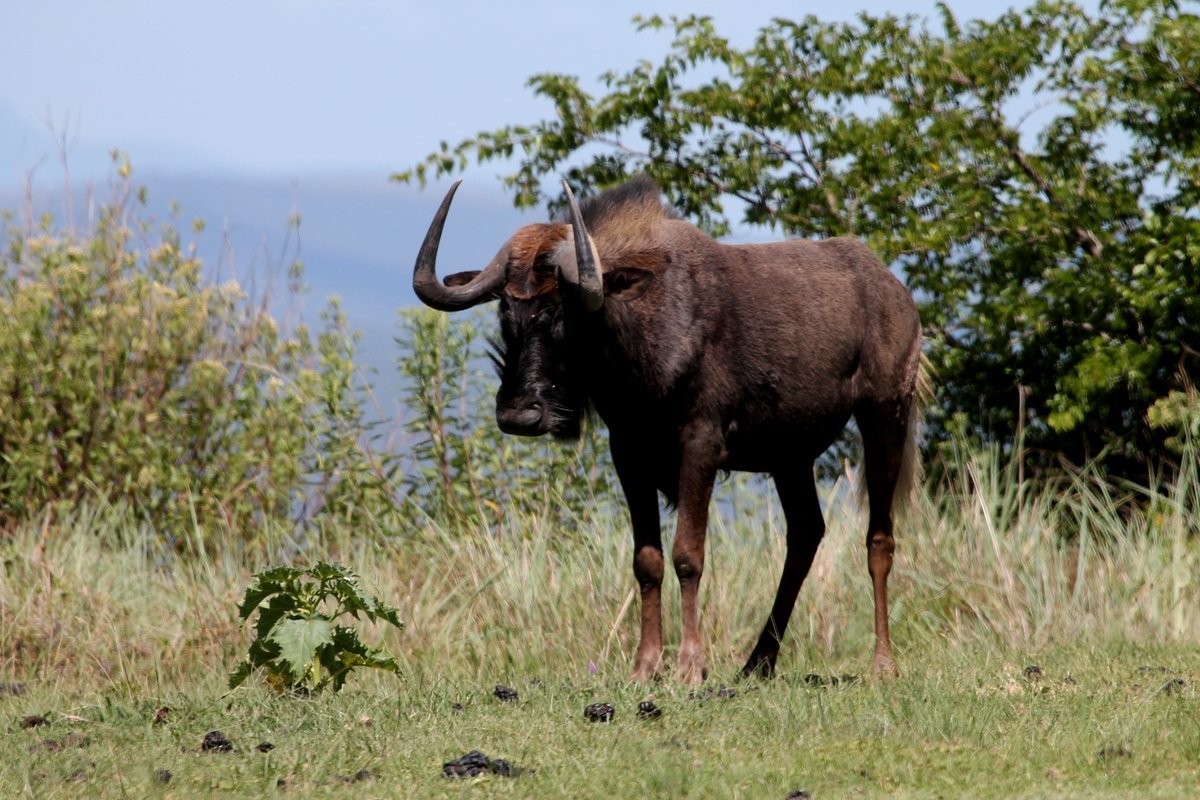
[443,750,520,778]
[583,702,614,722]
[636,701,663,720]
[200,730,234,753]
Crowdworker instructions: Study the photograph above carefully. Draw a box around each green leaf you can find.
[370,598,403,629]
[309,562,353,582]
[237,567,298,619]
[246,634,281,669]
[237,584,280,620]
[227,660,253,690]
[254,594,301,641]
[268,617,335,683]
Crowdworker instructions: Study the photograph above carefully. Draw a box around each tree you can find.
[395,0,1200,480]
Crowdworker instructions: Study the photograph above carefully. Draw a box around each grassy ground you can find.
[4,646,1200,798]
[3,450,1199,797]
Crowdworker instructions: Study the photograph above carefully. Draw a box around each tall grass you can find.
[3,442,1197,694]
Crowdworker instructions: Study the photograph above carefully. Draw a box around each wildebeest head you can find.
[412,179,672,437]
[487,216,587,439]
[412,181,629,438]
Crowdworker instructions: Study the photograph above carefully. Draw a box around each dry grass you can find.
[3,447,1198,693]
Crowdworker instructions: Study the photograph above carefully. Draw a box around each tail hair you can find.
[892,351,932,513]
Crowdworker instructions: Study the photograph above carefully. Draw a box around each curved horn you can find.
[412,180,509,311]
[561,180,605,312]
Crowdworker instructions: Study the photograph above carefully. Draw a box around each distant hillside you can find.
[1,171,532,406]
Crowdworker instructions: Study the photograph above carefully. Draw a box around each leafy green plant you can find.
[1148,382,1199,457]
[229,562,403,694]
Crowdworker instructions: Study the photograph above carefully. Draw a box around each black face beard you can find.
[489,333,584,441]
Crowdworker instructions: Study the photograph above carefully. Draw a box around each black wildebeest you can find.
[411,177,923,684]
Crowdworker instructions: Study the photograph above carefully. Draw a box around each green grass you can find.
[3,449,1199,798]
[5,647,1200,798]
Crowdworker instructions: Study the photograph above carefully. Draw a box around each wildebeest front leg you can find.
[741,466,825,678]
[630,521,665,682]
[612,434,664,682]
[673,426,721,685]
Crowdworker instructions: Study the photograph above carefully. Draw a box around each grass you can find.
[2,447,1200,798]
[5,647,1200,798]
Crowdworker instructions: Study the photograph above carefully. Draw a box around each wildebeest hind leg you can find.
[858,399,913,680]
[741,466,825,679]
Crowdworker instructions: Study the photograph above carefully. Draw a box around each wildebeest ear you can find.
[603,267,655,301]
[444,270,479,287]
[444,271,501,300]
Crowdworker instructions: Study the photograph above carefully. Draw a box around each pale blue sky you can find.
[2,0,1006,182]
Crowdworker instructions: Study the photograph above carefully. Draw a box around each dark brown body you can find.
[412,177,923,683]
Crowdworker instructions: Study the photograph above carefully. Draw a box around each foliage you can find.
[1148,381,1199,456]
[304,301,402,528]
[395,0,1200,480]
[395,306,616,529]
[0,159,399,540]
[229,561,402,694]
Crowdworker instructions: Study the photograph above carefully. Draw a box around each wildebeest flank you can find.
[410,176,923,684]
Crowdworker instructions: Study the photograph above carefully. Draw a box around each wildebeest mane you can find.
[567,176,678,267]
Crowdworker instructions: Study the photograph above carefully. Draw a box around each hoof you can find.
[739,652,778,680]
[630,653,664,684]
[675,653,707,686]
[630,667,662,684]
[870,654,900,681]
[675,664,707,686]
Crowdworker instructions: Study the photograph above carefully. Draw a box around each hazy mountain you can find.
[0,169,533,406]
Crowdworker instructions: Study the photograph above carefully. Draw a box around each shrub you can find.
[0,164,396,544]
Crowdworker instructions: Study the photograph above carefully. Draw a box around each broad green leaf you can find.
[254,594,301,641]
[268,618,335,683]
[238,577,287,620]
